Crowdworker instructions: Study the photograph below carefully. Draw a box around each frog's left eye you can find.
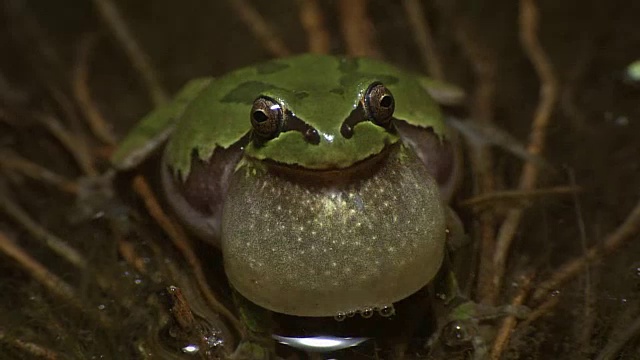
[364,82,395,126]
[251,97,283,139]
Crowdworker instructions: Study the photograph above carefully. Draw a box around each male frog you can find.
[111,53,463,336]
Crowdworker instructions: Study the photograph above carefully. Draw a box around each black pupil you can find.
[253,110,268,122]
[380,95,392,108]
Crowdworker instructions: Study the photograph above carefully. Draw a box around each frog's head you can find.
[242,54,446,170]
[164,54,447,178]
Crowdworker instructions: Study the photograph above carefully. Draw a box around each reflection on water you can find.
[272,335,369,353]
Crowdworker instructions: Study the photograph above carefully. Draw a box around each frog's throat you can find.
[246,143,396,188]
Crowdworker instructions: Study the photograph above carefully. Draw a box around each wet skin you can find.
[111,54,460,318]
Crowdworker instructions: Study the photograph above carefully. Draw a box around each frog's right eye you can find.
[251,97,283,139]
[364,82,395,127]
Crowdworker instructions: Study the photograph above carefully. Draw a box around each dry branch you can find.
[492,0,559,303]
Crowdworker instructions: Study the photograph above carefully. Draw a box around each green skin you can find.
[111,54,451,174]
[111,54,461,318]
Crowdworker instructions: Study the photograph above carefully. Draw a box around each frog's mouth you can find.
[256,142,396,187]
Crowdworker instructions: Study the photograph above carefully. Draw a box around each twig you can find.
[492,0,559,303]
[10,107,94,177]
[0,330,59,360]
[91,0,168,106]
[0,189,87,269]
[72,34,117,146]
[0,71,29,105]
[337,0,381,58]
[36,112,97,176]
[0,230,79,308]
[296,0,330,54]
[0,150,79,194]
[401,0,444,80]
[131,176,244,337]
[518,295,559,329]
[459,186,580,211]
[166,286,198,331]
[569,168,596,350]
[560,36,593,132]
[595,308,640,360]
[490,272,534,359]
[448,11,498,303]
[577,269,598,353]
[2,0,66,81]
[520,196,640,337]
[163,259,236,355]
[165,285,216,359]
[2,0,92,138]
[532,197,640,301]
[117,238,148,275]
[228,0,291,58]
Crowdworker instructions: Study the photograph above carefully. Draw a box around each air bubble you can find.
[377,305,395,317]
[334,312,346,322]
[206,332,224,348]
[360,307,374,318]
[346,310,356,318]
[441,320,472,348]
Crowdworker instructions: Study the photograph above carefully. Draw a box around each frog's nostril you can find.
[305,128,320,144]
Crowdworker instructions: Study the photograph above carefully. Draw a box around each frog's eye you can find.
[364,82,395,127]
[251,97,283,139]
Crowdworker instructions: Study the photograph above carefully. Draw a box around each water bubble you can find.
[377,305,395,317]
[204,329,224,348]
[206,335,224,348]
[360,307,374,318]
[334,312,346,322]
[441,320,474,348]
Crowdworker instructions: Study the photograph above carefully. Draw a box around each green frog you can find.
[111,54,465,356]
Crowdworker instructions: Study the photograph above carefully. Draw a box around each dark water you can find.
[1,0,639,359]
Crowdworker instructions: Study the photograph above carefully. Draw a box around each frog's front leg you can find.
[111,77,213,171]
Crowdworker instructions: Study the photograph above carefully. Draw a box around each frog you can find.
[111,53,466,354]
